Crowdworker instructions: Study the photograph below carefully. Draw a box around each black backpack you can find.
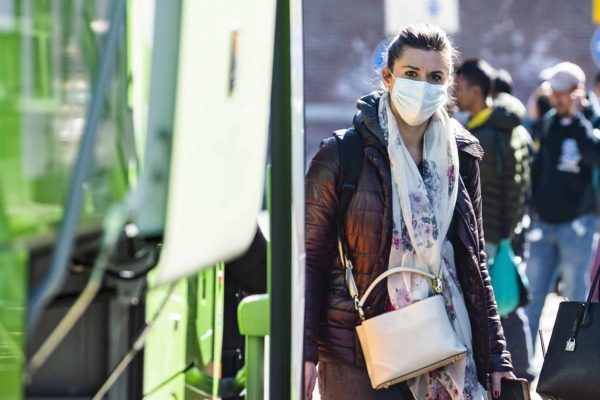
[334,128,363,258]
[333,128,472,250]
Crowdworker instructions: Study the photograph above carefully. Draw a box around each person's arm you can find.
[462,155,513,372]
[530,136,542,199]
[575,118,600,166]
[304,137,339,363]
[529,114,551,212]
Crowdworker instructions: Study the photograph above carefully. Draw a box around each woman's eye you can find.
[404,70,417,78]
[431,75,442,82]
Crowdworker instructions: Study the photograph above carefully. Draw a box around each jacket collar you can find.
[455,125,484,160]
[353,91,387,146]
[466,107,493,130]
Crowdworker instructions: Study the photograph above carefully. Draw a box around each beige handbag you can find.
[339,239,467,390]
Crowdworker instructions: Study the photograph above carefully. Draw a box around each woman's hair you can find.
[386,24,458,74]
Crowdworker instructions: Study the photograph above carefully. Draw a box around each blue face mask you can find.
[390,75,448,126]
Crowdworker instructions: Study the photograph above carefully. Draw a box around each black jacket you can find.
[532,111,600,222]
[583,91,600,128]
[304,92,513,387]
[467,93,531,243]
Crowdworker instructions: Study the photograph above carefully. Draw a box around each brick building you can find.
[304,0,599,159]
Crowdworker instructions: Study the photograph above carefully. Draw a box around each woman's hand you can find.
[490,371,516,398]
[304,361,317,400]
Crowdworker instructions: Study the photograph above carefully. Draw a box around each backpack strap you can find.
[333,128,364,316]
[333,127,364,257]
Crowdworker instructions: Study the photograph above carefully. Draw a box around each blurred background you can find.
[304,0,599,159]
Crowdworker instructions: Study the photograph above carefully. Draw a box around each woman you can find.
[304,24,514,399]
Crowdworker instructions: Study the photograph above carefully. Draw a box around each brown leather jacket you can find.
[304,92,513,386]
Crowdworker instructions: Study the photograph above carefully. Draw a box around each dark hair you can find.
[536,94,552,118]
[386,24,457,73]
[455,59,495,100]
[595,71,600,86]
[494,68,513,95]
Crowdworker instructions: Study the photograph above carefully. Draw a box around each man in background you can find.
[455,59,533,381]
[527,62,600,352]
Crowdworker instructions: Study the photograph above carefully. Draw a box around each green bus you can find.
[0,0,305,398]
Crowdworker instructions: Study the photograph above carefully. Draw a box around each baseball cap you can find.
[539,62,586,92]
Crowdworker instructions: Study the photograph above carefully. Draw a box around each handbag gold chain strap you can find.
[337,238,443,321]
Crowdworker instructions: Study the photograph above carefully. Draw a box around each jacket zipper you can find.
[364,144,389,166]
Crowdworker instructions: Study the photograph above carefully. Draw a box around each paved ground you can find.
[312,293,563,400]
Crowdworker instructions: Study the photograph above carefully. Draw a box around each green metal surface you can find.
[0,5,49,397]
[0,0,130,241]
[270,0,293,397]
[141,264,231,399]
[195,268,215,367]
[145,263,226,400]
[246,336,266,400]
[127,0,154,164]
[0,248,28,400]
[143,276,188,400]
[0,1,140,395]
[211,262,225,398]
[0,0,288,398]
[238,294,270,337]
[238,294,270,400]
[267,166,272,294]
[185,364,245,398]
[144,373,186,400]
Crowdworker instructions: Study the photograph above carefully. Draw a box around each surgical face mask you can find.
[389,75,448,126]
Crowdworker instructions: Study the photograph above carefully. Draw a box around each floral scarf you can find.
[378,92,487,400]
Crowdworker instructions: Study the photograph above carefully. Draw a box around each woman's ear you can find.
[382,67,394,91]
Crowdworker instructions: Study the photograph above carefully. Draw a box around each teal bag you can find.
[488,239,521,317]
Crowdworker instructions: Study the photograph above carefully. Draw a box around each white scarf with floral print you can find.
[379,92,487,400]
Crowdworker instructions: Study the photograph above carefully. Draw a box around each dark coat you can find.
[468,93,531,243]
[532,110,600,223]
[304,92,513,386]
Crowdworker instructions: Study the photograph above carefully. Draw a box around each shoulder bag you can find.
[339,239,467,389]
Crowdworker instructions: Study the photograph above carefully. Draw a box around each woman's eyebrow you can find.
[400,65,446,75]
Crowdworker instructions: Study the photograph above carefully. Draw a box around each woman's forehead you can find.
[391,47,449,72]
